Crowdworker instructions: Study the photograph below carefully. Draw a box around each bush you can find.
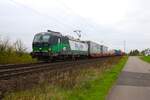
[0,36,36,64]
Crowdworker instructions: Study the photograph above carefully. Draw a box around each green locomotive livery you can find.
[31,30,88,60]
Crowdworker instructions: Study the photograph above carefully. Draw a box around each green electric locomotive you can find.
[31,30,88,60]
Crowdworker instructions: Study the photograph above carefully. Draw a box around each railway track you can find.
[0,62,46,70]
[0,58,107,79]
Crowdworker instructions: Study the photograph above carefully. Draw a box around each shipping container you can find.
[101,45,108,56]
[108,49,115,56]
[68,39,88,55]
[87,41,103,57]
[114,50,122,56]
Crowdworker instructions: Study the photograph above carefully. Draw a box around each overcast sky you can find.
[0,0,150,52]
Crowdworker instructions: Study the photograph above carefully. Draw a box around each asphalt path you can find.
[107,56,150,100]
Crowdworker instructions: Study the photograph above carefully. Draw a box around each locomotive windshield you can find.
[42,34,50,42]
[33,34,50,42]
[33,34,42,42]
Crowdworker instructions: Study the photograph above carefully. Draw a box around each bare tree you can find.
[0,37,10,52]
[14,40,27,54]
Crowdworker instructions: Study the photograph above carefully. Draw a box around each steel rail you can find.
[0,58,108,79]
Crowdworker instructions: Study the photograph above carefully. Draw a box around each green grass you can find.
[0,52,37,64]
[140,56,150,63]
[65,56,128,100]
[4,56,128,100]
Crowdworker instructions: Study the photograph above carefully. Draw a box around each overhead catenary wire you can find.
[7,0,78,34]
[55,0,112,46]
[7,0,114,48]
[8,0,104,39]
[56,0,97,36]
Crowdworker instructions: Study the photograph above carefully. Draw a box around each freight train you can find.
[31,30,124,61]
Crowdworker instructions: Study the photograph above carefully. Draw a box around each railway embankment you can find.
[2,56,128,100]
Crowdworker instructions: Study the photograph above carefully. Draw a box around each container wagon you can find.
[86,41,102,58]
[101,45,108,56]
[114,50,122,56]
[86,41,109,58]
[108,49,115,56]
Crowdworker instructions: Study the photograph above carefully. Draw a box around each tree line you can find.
[129,49,149,56]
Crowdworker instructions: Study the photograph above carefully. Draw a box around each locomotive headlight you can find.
[49,48,51,51]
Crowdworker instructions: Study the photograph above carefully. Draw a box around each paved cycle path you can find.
[107,56,150,100]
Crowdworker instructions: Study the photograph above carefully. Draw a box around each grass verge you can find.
[66,56,128,100]
[140,56,150,63]
[4,56,128,100]
[0,52,37,64]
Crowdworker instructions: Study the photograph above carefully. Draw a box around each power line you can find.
[7,0,77,33]
[8,0,105,41]
[124,40,126,52]
[56,0,101,37]
[73,30,81,39]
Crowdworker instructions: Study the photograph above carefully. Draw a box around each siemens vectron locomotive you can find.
[31,30,123,60]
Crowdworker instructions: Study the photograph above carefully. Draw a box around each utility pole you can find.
[124,40,126,53]
[73,30,81,39]
[100,41,103,44]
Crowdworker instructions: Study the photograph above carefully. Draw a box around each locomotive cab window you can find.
[58,38,61,43]
[33,34,42,42]
[42,34,50,42]
[61,37,68,44]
